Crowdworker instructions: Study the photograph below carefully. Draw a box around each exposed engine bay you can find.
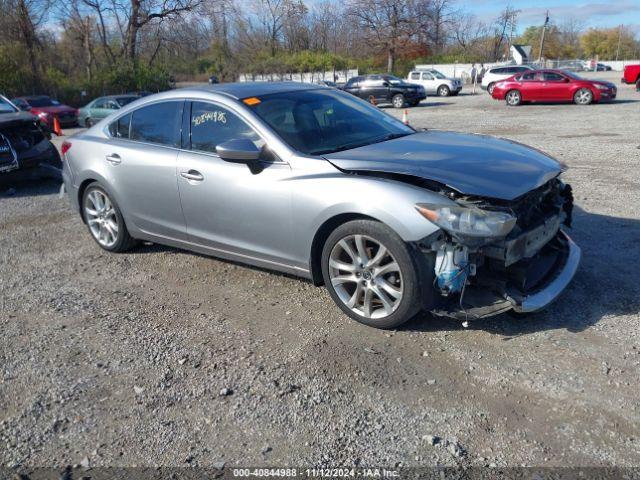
[417,177,576,322]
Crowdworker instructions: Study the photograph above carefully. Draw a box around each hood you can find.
[325,130,562,201]
[589,79,616,88]
[0,111,40,128]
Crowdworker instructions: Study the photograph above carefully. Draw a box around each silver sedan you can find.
[61,82,580,329]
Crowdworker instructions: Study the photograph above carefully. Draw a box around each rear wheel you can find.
[321,220,424,329]
[392,94,405,109]
[487,82,496,95]
[635,78,640,91]
[437,85,450,97]
[573,88,593,105]
[505,90,522,106]
[84,118,94,128]
[82,183,136,252]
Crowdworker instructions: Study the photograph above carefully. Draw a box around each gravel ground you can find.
[1,71,639,470]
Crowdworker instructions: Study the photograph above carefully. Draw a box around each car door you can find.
[360,76,388,103]
[421,72,437,94]
[90,98,110,120]
[541,71,570,101]
[176,100,294,265]
[519,71,544,100]
[103,100,187,240]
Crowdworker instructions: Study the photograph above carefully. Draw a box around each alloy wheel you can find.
[438,85,450,97]
[575,89,592,105]
[84,189,119,248]
[506,90,521,106]
[487,83,495,95]
[392,95,404,108]
[328,234,403,319]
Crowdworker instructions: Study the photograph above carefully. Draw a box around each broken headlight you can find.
[416,203,516,238]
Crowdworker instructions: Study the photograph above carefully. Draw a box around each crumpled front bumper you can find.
[508,231,581,312]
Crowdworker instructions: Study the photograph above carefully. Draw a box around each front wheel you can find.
[505,90,522,106]
[437,85,450,97]
[574,88,593,105]
[321,220,424,329]
[392,94,405,109]
[82,183,137,252]
[635,79,640,91]
[84,118,94,128]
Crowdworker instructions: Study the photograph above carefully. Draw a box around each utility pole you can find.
[538,10,549,64]
[615,24,623,61]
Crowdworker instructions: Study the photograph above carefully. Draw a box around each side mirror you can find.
[216,138,261,162]
[382,81,390,87]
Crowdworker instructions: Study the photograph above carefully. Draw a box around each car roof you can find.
[181,82,322,100]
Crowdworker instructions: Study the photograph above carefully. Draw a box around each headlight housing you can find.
[416,203,516,238]
[595,84,609,90]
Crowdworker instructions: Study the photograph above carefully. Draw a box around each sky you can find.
[465,0,640,35]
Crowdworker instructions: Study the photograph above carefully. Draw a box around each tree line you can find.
[1,0,639,105]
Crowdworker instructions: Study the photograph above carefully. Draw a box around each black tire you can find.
[437,85,450,97]
[487,83,495,95]
[82,182,137,253]
[321,219,427,329]
[84,118,93,128]
[505,89,522,106]
[635,78,640,91]
[573,88,593,105]
[391,94,405,109]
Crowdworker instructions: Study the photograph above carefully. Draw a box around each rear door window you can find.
[108,113,132,139]
[129,101,182,147]
[544,72,565,82]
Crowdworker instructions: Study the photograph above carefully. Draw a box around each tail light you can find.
[61,141,72,156]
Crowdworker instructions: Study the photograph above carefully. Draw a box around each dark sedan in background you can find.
[342,74,426,108]
[0,95,61,178]
[12,95,78,128]
[492,69,617,106]
[78,95,139,127]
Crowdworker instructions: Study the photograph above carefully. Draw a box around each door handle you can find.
[180,170,204,182]
[106,153,121,165]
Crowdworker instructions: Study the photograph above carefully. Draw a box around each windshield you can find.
[562,71,582,80]
[431,70,446,79]
[116,96,138,107]
[385,75,405,84]
[27,97,59,107]
[0,96,18,114]
[248,89,414,156]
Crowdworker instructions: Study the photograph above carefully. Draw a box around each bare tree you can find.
[348,0,420,72]
[490,5,519,61]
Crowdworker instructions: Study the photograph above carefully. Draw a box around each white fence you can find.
[239,69,358,84]
[415,59,639,82]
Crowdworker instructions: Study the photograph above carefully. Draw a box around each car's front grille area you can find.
[507,179,565,232]
[0,123,45,153]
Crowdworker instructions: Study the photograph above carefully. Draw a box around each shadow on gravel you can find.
[403,206,640,337]
[0,177,61,199]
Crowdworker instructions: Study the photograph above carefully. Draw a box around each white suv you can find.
[482,65,535,94]
[407,69,462,97]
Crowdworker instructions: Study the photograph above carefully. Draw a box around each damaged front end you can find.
[416,178,580,322]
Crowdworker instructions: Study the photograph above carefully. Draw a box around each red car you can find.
[491,69,617,106]
[621,64,640,90]
[11,95,79,128]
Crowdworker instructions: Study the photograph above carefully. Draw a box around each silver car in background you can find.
[61,82,580,329]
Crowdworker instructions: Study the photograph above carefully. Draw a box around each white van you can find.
[407,69,462,97]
